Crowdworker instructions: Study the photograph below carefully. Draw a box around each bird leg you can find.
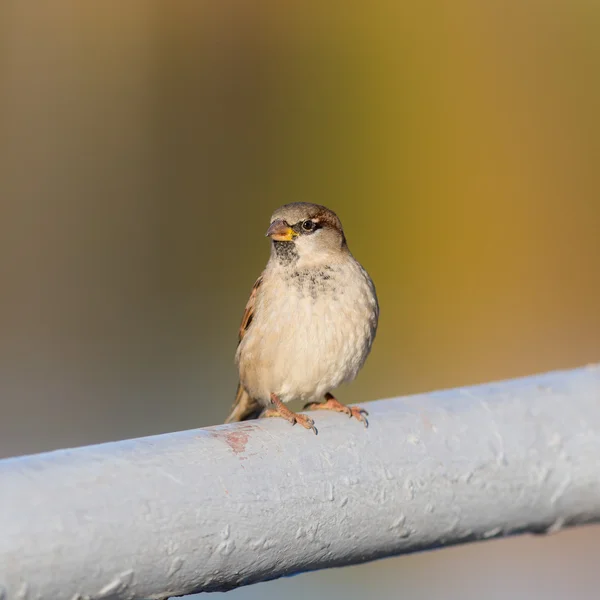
[263,393,317,434]
[304,392,369,427]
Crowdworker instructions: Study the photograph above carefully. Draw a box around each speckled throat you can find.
[272,241,299,265]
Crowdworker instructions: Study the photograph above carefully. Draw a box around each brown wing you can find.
[238,274,263,345]
[225,275,264,423]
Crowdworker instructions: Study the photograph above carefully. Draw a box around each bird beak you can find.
[265,219,296,241]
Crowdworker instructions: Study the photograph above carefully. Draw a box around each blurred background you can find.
[1,1,599,598]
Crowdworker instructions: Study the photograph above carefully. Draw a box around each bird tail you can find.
[225,384,264,423]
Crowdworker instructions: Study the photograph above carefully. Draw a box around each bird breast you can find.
[236,258,378,405]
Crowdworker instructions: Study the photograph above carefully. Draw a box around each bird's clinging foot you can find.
[263,393,317,434]
[304,392,369,427]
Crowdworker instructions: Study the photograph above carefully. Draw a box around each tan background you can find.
[1,2,599,598]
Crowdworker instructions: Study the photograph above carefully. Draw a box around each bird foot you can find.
[304,394,369,428]
[263,393,317,434]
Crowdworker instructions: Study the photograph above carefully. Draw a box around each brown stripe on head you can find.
[268,202,349,257]
[271,203,346,243]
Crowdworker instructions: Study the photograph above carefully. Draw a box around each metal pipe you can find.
[1,365,600,599]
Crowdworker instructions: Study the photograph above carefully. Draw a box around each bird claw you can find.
[304,395,369,428]
[349,406,369,428]
[294,413,318,435]
[265,394,318,434]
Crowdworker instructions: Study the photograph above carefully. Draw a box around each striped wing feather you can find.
[225,275,264,423]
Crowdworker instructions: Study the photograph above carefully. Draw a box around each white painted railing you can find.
[1,365,600,600]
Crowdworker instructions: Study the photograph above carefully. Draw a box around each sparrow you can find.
[225,202,379,433]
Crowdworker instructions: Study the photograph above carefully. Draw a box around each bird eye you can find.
[302,220,316,231]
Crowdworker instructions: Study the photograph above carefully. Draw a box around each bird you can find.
[225,202,379,434]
